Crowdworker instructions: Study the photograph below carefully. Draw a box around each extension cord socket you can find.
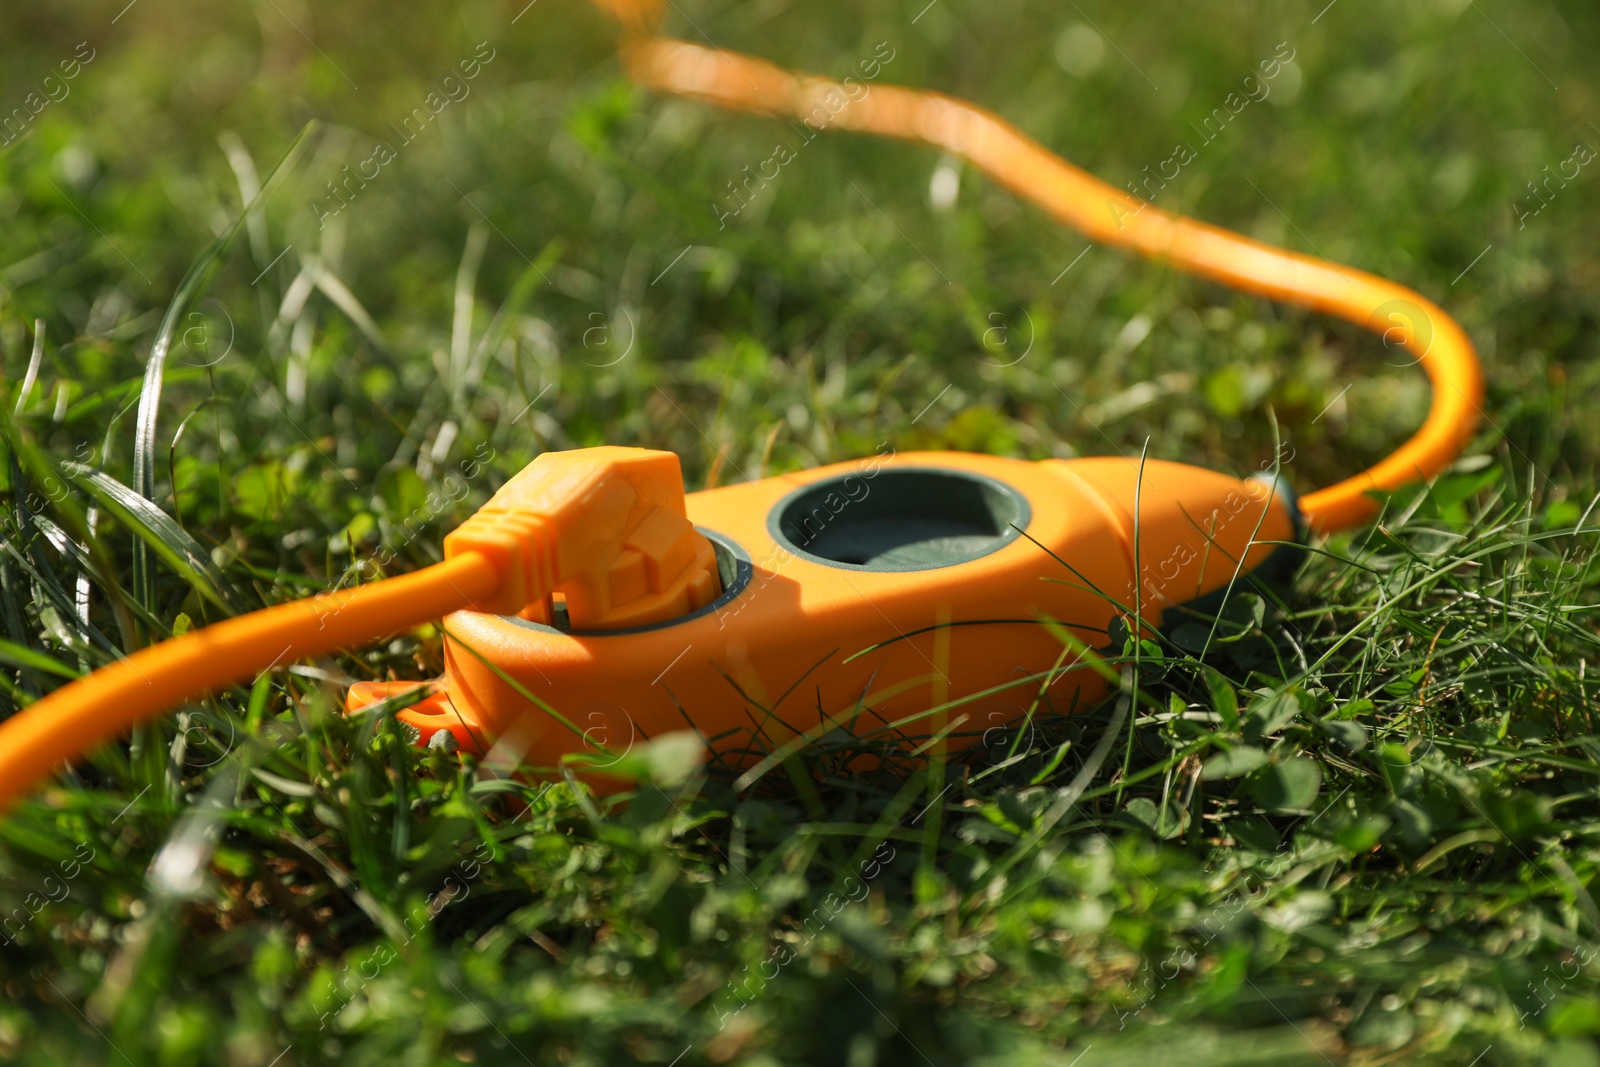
[345,446,1299,780]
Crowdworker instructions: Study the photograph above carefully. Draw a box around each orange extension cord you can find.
[0,8,1483,812]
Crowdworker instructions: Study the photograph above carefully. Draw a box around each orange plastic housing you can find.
[347,450,1298,777]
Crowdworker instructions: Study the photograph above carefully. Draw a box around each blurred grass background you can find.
[3,0,1600,1064]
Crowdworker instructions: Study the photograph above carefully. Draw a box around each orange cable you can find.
[614,34,1484,534]
[0,553,499,812]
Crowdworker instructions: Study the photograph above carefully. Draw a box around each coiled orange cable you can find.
[0,9,1484,812]
[611,31,1482,534]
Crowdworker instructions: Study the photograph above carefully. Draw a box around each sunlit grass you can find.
[2,0,1600,1063]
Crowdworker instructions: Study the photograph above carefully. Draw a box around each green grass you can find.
[3,0,1600,1063]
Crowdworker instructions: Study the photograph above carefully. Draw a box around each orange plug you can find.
[444,446,721,628]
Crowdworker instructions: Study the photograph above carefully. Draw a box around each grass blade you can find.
[64,462,245,616]
[131,122,318,619]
